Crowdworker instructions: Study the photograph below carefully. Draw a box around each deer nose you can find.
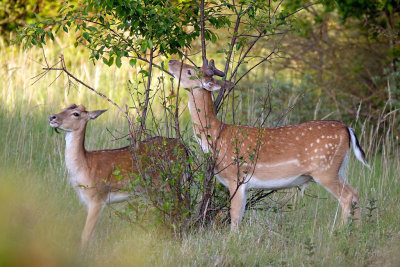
[49,115,56,121]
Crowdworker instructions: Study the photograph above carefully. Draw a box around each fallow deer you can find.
[168,59,370,230]
[49,104,187,247]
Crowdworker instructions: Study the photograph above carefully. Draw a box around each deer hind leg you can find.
[313,173,359,225]
[229,183,247,231]
[81,200,105,248]
[344,183,360,223]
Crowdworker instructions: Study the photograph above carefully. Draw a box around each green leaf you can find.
[129,58,137,67]
[106,57,114,66]
[141,41,148,53]
[236,42,241,51]
[82,32,91,42]
[211,32,217,43]
[46,31,54,41]
[116,56,122,68]
[87,26,97,32]
[139,70,150,77]
[148,39,154,49]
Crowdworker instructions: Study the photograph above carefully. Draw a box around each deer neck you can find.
[188,89,222,142]
[65,127,88,176]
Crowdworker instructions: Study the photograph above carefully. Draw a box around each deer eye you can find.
[72,112,80,117]
[187,70,192,75]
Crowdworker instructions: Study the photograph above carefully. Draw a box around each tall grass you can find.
[1,39,399,266]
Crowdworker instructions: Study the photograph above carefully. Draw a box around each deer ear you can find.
[88,109,108,120]
[222,80,235,89]
[203,78,222,91]
[204,79,235,91]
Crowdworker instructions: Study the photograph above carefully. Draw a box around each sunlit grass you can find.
[1,38,399,266]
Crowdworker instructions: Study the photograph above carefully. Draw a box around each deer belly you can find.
[247,175,311,190]
[106,192,131,204]
[215,173,229,187]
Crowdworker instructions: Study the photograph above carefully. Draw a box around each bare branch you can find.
[272,0,284,19]
[200,0,207,62]
[42,54,126,117]
[138,48,154,140]
[235,50,275,84]
[282,3,318,20]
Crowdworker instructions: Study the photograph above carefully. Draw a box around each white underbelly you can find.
[215,173,229,187]
[246,175,312,190]
[106,192,131,204]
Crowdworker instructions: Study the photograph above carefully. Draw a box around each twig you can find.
[282,3,318,20]
[42,54,126,118]
[138,48,154,140]
[200,0,207,62]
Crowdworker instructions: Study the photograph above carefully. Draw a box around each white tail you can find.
[347,127,371,169]
[49,104,187,247]
[168,59,370,230]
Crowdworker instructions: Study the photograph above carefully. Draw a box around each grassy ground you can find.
[1,39,399,266]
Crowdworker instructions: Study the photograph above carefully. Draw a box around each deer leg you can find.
[345,183,360,224]
[314,174,358,224]
[81,200,104,248]
[229,183,247,231]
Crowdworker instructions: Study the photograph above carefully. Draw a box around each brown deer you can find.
[168,59,370,230]
[49,104,188,247]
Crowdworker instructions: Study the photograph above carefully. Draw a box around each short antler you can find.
[202,59,225,77]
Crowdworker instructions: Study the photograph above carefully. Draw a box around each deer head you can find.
[49,104,107,132]
[168,59,234,91]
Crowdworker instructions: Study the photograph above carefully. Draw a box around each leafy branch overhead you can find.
[19,0,300,71]
[19,0,231,67]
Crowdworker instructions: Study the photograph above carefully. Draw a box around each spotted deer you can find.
[49,104,188,247]
[168,59,370,230]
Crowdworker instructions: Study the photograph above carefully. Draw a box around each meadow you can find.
[1,37,399,266]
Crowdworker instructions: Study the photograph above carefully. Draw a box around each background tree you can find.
[0,0,61,38]
[274,0,400,128]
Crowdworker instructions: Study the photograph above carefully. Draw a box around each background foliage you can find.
[0,0,61,37]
